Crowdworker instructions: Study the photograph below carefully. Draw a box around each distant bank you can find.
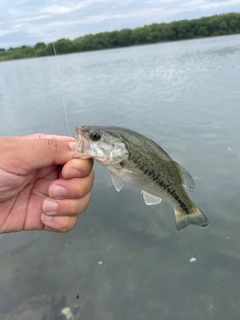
[0,12,239,62]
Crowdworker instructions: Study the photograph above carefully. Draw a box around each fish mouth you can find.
[74,126,91,159]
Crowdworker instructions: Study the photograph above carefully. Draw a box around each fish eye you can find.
[90,131,101,141]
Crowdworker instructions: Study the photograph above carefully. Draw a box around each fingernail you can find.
[68,142,76,151]
[43,200,58,214]
[50,185,67,198]
[42,213,53,222]
[67,168,81,178]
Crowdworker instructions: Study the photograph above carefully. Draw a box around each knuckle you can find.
[47,139,60,154]
[68,201,76,215]
[60,217,77,233]
[38,133,48,139]
[86,159,94,172]
[90,169,95,183]
[79,192,91,213]
[79,172,94,196]
[84,192,91,207]
[78,182,86,197]
[60,219,71,233]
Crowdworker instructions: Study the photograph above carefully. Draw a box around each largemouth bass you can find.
[75,125,209,232]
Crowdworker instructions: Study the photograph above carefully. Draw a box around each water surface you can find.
[0,35,240,319]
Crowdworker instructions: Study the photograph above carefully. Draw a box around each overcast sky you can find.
[0,0,239,48]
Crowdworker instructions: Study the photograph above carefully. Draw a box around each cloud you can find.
[197,0,240,9]
[40,4,86,15]
[39,0,114,15]
[0,29,16,37]
[1,0,239,48]
[17,15,49,22]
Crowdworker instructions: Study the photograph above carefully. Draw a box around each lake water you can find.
[0,35,240,319]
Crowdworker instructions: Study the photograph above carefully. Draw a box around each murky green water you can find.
[0,35,240,319]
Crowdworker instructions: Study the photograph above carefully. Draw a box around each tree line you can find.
[0,12,240,61]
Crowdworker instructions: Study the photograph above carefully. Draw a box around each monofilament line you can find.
[76,249,81,300]
[46,0,72,137]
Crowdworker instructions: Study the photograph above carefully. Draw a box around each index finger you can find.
[62,158,94,179]
[16,133,76,142]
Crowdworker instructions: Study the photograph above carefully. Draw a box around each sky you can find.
[0,0,239,48]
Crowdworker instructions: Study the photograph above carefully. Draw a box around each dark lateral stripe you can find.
[139,164,190,214]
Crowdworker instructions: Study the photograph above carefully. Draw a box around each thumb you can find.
[0,137,76,173]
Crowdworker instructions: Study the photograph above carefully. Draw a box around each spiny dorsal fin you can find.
[174,162,195,192]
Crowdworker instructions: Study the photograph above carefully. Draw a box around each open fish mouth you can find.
[74,126,91,159]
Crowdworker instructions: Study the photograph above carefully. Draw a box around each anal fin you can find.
[142,191,162,206]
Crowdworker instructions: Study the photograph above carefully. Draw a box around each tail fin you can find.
[175,206,209,232]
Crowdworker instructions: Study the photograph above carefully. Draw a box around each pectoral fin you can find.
[111,174,124,192]
[142,191,162,206]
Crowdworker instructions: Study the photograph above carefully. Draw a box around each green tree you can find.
[22,47,34,57]
[34,42,46,50]
[0,12,240,62]
[54,38,73,54]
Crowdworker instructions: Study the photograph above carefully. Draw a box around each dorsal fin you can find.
[174,162,195,192]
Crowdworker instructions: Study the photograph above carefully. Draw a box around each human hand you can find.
[0,134,94,233]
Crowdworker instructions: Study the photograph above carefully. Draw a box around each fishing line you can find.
[76,249,81,300]
[46,0,82,302]
[46,0,72,137]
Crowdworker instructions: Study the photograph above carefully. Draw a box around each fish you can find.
[75,125,209,232]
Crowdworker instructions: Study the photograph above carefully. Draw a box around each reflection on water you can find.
[0,35,240,319]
